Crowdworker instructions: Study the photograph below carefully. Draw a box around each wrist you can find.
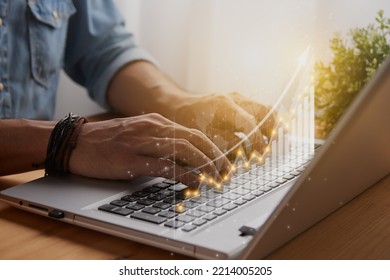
[152,85,195,119]
[44,113,88,176]
[0,119,55,175]
[107,61,197,119]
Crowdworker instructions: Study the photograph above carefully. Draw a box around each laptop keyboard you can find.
[97,152,312,232]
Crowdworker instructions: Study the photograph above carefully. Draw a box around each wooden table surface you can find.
[1,170,389,260]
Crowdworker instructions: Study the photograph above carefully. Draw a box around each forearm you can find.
[0,119,55,176]
[107,61,193,120]
[105,60,273,162]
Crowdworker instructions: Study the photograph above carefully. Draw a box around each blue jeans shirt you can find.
[0,0,155,119]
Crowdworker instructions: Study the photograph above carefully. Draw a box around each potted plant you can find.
[314,10,390,139]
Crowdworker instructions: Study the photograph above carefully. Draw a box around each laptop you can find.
[1,57,389,260]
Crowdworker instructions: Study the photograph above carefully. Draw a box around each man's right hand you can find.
[69,113,232,186]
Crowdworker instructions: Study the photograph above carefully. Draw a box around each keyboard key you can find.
[222,193,241,201]
[181,188,201,199]
[242,173,258,180]
[183,201,198,209]
[283,174,295,180]
[206,198,230,208]
[99,205,132,216]
[213,209,227,216]
[169,206,187,214]
[271,171,284,177]
[131,212,167,224]
[158,211,177,219]
[148,193,168,201]
[223,182,240,190]
[190,197,207,204]
[243,194,256,201]
[168,183,188,192]
[132,191,150,197]
[137,199,155,206]
[153,202,171,210]
[232,188,251,196]
[176,215,195,223]
[126,203,145,211]
[182,225,197,232]
[296,167,306,172]
[121,195,139,202]
[159,190,175,196]
[223,204,238,211]
[260,186,273,192]
[265,175,277,181]
[276,178,287,184]
[267,182,279,188]
[212,188,229,194]
[291,170,301,176]
[200,192,220,199]
[163,197,183,205]
[142,207,161,215]
[198,185,212,192]
[142,186,161,193]
[163,179,180,185]
[204,214,217,221]
[197,205,215,213]
[252,190,265,196]
[110,200,128,207]
[164,220,185,229]
[234,199,247,206]
[153,182,171,189]
[193,219,207,226]
[186,210,204,218]
[232,178,249,185]
[242,184,258,191]
[98,204,116,212]
[113,208,133,216]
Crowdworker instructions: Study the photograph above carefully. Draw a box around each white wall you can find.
[55,0,390,119]
[133,0,390,105]
[54,72,103,120]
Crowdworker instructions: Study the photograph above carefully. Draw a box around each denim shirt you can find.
[0,0,155,119]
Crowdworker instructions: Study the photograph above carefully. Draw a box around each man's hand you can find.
[69,113,231,186]
[107,61,277,173]
[174,92,276,159]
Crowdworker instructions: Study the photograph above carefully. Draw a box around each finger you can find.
[213,99,266,155]
[133,136,223,180]
[204,126,268,165]
[125,156,201,187]
[152,125,232,176]
[203,126,241,158]
[112,114,232,176]
[228,92,277,139]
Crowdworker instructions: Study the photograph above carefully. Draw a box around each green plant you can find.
[314,10,390,138]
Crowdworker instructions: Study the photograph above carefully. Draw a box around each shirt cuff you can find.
[89,47,158,109]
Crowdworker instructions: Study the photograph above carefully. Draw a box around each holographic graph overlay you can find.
[170,47,315,197]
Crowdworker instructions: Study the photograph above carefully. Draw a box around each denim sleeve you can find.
[63,0,157,108]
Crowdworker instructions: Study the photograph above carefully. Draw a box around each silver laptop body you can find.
[1,58,389,260]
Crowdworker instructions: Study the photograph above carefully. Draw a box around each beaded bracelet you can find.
[44,113,88,176]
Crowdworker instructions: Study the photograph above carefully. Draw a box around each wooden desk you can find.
[1,171,389,259]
